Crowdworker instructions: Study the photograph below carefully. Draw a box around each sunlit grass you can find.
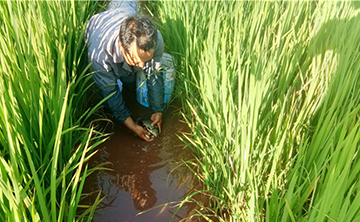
[148,1,360,221]
[0,1,107,221]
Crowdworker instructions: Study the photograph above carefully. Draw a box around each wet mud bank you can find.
[82,89,201,222]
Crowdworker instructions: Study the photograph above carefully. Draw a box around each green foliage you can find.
[149,0,360,221]
[0,1,107,221]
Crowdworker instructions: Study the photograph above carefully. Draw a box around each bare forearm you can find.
[123,116,137,132]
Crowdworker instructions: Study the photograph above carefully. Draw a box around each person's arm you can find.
[93,68,132,123]
[145,31,165,131]
[123,116,153,141]
[93,67,152,141]
[147,70,164,133]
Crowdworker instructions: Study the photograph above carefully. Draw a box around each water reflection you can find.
[100,136,162,213]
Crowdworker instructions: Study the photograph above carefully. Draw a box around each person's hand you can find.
[124,116,153,141]
[132,124,154,141]
[151,112,162,134]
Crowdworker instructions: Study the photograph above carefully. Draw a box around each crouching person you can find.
[84,8,165,141]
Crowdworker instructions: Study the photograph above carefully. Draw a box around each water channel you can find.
[82,89,200,222]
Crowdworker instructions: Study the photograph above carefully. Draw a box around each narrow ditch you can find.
[82,89,201,222]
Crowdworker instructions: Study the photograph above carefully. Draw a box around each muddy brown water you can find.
[82,89,202,222]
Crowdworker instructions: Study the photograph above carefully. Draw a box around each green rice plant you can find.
[266,3,360,221]
[149,0,360,221]
[0,0,107,221]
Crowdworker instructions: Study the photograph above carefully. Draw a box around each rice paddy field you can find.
[0,1,107,221]
[1,0,360,221]
[146,0,360,221]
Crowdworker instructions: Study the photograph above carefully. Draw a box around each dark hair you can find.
[119,14,158,53]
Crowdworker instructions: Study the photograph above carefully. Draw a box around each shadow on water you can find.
[82,88,202,222]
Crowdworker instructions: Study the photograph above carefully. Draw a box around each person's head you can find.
[130,175,157,211]
[119,14,158,68]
